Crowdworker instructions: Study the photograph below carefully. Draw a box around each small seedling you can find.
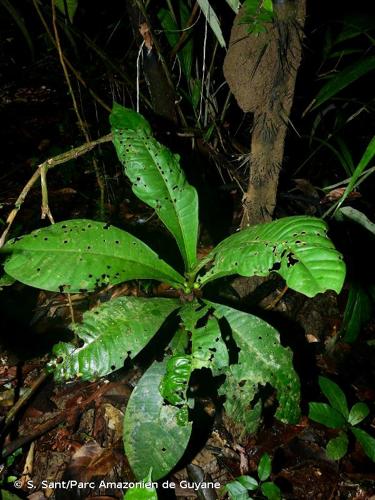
[224,453,281,500]
[309,376,375,462]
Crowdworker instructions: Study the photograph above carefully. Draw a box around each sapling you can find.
[1,104,346,481]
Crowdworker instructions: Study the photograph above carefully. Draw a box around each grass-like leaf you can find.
[312,56,375,110]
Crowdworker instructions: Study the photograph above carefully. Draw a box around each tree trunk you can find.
[224,0,306,227]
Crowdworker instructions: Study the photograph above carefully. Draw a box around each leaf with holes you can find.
[110,104,199,271]
[207,301,301,435]
[197,216,345,297]
[3,220,184,292]
[50,297,180,380]
[124,360,192,480]
[179,301,229,375]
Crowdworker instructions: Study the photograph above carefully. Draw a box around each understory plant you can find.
[224,452,280,500]
[1,104,346,481]
[309,376,375,462]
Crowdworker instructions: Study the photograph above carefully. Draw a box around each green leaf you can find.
[209,302,301,433]
[225,0,240,13]
[159,354,192,406]
[351,428,375,462]
[260,482,281,500]
[258,453,271,481]
[123,469,158,500]
[50,297,179,380]
[225,480,249,500]
[198,216,345,298]
[308,402,346,428]
[196,0,226,48]
[3,219,184,292]
[318,376,349,419]
[326,432,349,460]
[340,207,375,236]
[335,135,375,212]
[0,491,23,500]
[191,316,229,375]
[312,57,375,110]
[110,104,199,271]
[124,360,192,480]
[158,2,193,82]
[340,281,372,343]
[236,476,258,490]
[54,0,78,22]
[0,272,16,289]
[348,402,370,426]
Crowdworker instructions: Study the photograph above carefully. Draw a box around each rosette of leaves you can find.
[2,104,346,481]
[309,377,375,462]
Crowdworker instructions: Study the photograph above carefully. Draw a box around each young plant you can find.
[309,376,375,462]
[224,452,281,500]
[1,104,346,481]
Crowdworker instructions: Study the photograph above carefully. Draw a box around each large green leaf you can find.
[197,216,345,297]
[50,297,180,380]
[208,301,301,434]
[124,360,192,480]
[110,104,199,271]
[3,219,184,292]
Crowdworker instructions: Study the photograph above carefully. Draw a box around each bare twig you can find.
[0,134,112,248]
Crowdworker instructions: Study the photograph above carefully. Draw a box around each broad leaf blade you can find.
[50,297,180,380]
[318,376,349,419]
[260,482,281,500]
[348,402,370,426]
[308,402,346,428]
[208,301,301,433]
[198,216,345,297]
[258,453,271,481]
[110,104,199,271]
[4,220,184,292]
[236,476,258,490]
[351,428,375,462]
[124,469,158,500]
[224,481,249,500]
[124,360,192,480]
[326,432,349,460]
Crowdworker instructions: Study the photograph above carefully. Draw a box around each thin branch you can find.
[0,134,112,248]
